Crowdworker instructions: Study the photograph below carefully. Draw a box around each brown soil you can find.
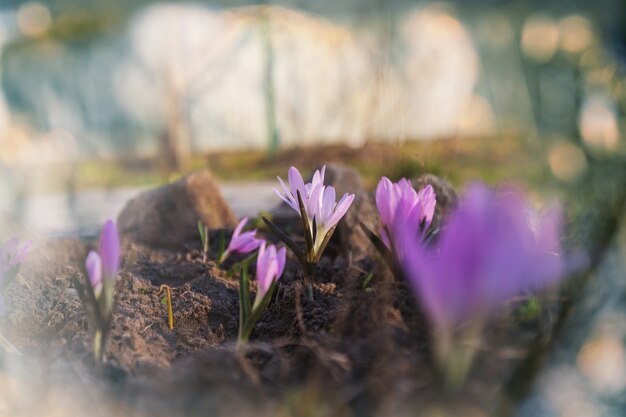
[0,221,556,417]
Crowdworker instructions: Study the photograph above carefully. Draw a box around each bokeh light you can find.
[17,2,51,38]
[521,14,560,63]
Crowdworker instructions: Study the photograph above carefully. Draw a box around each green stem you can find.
[94,329,104,367]
[236,325,250,353]
[434,322,481,393]
[303,263,316,301]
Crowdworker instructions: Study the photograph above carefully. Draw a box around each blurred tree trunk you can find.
[260,5,280,158]
[161,74,192,172]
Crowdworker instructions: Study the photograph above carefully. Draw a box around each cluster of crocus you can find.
[393,183,563,386]
[267,166,354,287]
[219,217,263,264]
[237,242,286,350]
[0,238,31,314]
[375,177,436,260]
[75,219,121,365]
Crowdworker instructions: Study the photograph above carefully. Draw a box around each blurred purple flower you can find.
[221,217,263,263]
[85,251,103,296]
[394,183,563,331]
[0,237,32,272]
[85,219,120,298]
[99,219,120,278]
[375,177,436,248]
[255,242,286,302]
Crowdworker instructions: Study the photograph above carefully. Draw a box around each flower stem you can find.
[94,329,104,367]
[236,326,250,353]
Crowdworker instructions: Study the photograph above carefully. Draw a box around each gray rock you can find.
[411,174,458,229]
[320,163,363,198]
[322,164,381,259]
[117,170,237,249]
[339,191,381,259]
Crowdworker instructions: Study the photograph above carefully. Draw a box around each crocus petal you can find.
[1,238,18,258]
[274,188,299,212]
[233,217,248,239]
[256,242,268,288]
[417,185,437,230]
[375,177,395,226]
[256,243,274,298]
[320,186,336,224]
[326,192,355,229]
[307,183,324,222]
[255,243,286,301]
[276,247,287,278]
[231,232,262,253]
[85,251,103,295]
[99,219,120,279]
[276,176,299,212]
[288,167,307,203]
[14,241,32,264]
[277,175,292,199]
[227,218,263,255]
[311,168,322,189]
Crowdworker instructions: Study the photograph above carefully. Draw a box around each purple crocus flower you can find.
[275,166,326,217]
[375,177,436,248]
[394,183,563,332]
[310,185,355,252]
[220,217,263,263]
[275,166,355,254]
[255,242,286,303]
[85,219,120,298]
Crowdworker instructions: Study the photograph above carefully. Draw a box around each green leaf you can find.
[218,230,226,261]
[161,296,168,305]
[359,222,398,276]
[238,262,251,325]
[262,216,306,263]
[197,220,207,246]
[249,280,277,327]
[296,190,315,262]
[314,225,337,263]
[423,226,440,246]
[362,272,375,290]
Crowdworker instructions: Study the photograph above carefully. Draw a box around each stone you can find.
[322,164,381,259]
[411,173,458,229]
[339,191,381,259]
[320,163,364,198]
[117,170,237,249]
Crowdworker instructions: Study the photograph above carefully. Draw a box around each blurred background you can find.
[0,0,624,234]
